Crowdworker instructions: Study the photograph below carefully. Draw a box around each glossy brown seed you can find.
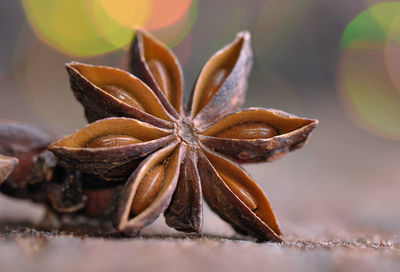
[51,118,170,149]
[86,135,142,148]
[49,118,175,181]
[189,32,252,127]
[115,141,184,235]
[129,30,183,115]
[131,164,164,215]
[65,62,174,128]
[147,59,172,103]
[197,68,229,113]
[101,85,144,110]
[198,147,282,241]
[216,122,278,139]
[217,171,257,210]
[199,108,318,163]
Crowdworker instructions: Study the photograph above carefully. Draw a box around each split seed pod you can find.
[49,30,318,241]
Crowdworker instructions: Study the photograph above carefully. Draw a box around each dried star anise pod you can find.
[49,30,318,242]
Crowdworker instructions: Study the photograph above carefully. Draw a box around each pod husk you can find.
[115,141,184,236]
[129,30,183,116]
[66,62,174,129]
[197,147,282,242]
[165,146,203,233]
[188,31,252,127]
[199,108,318,163]
[49,117,175,181]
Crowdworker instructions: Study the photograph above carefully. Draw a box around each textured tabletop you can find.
[1,98,399,271]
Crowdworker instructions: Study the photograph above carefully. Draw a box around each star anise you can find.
[0,121,81,208]
[0,121,56,191]
[49,30,318,242]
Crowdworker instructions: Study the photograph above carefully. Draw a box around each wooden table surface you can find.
[0,96,399,271]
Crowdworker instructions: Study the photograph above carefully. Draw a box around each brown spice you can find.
[0,122,113,217]
[48,30,318,242]
[0,122,56,189]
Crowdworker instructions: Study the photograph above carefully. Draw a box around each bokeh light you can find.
[341,2,400,50]
[21,0,133,57]
[338,2,400,140]
[364,0,398,8]
[99,0,191,30]
[384,15,400,94]
[86,0,135,51]
[21,0,195,57]
[98,0,151,30]
[338,49,400,140]
[151,0,197,48]
[12,39,86,133]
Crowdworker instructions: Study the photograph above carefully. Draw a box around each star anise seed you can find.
[49,30,318,242]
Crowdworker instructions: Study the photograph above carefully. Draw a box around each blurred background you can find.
[0,0,399,240]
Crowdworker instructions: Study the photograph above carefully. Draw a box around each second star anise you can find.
[49,30,318,242]
[0,154,18,184]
